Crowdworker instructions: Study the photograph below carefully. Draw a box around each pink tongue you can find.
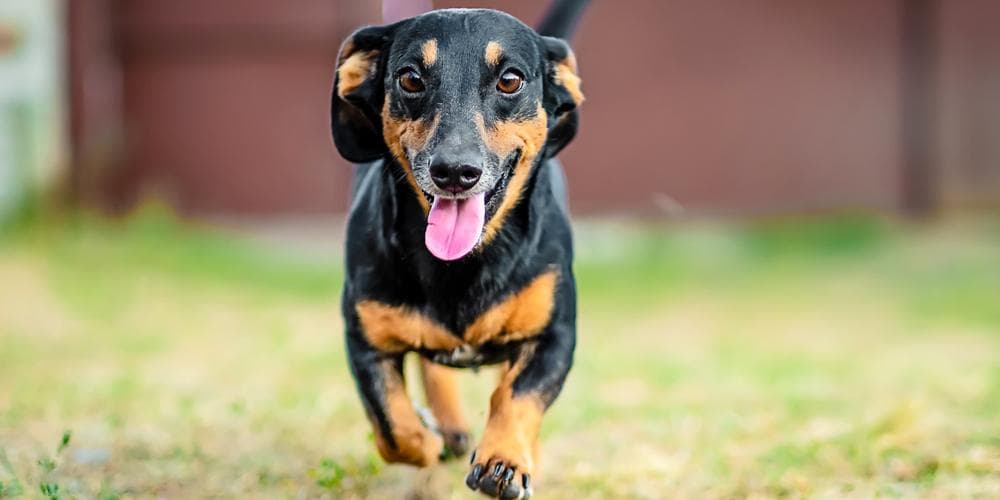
[425,193,486,261]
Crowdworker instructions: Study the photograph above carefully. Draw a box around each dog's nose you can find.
[429,163,482,193]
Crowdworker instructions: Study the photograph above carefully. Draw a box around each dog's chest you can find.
[427,343,489,367]
[354,270,558,355]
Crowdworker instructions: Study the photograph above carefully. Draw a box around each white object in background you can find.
[0,0,64,222]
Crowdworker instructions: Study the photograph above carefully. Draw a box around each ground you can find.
[0,209,998,499]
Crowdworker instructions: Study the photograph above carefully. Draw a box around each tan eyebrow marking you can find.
[421,39,438,66]
[485,41,503,66]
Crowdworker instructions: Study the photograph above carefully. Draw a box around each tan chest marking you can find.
[355,301,463,353]
[463,271,558,345]
[355,270,559,352]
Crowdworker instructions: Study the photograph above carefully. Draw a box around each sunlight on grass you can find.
[0,209,997,498]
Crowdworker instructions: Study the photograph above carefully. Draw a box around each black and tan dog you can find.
[331,2,587,498]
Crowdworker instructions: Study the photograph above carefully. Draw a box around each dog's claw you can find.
[477,463,502,496]
[476,462,503,496]
[500,484,521,500]
[498,468,519,499]
[466,463,484,490]
[468,460,531,499]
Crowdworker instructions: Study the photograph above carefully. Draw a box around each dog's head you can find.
[331,9,583,261]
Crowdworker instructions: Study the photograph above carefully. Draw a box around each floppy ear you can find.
[331,25,396,163]
[540,36,584,158]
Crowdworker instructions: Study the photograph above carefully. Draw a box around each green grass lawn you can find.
[1,210,998,499]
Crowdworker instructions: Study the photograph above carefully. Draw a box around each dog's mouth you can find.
[484,157,514,216]
[422,152,518,262]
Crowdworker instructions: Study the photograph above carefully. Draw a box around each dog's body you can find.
[332,4,587,498]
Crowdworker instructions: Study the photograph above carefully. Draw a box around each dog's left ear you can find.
[540,36,584,158]
[331,24,397,163]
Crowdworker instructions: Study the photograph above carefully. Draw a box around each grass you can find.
[0,208,998,498]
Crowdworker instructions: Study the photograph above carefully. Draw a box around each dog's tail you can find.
[536,0,591,40]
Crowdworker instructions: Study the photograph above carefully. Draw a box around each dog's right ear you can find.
[331,24,397,163]
[540,36,584,159]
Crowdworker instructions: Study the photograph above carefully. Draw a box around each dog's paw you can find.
[440,429,470,460]
[465,450,532,499]
[417,406,469,461]
[373,423,444,467]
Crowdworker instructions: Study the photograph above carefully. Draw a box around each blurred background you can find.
[37,0,1000,217]
[0,1,998,498]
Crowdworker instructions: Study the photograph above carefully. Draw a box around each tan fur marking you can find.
[554,54,584,106]
[464,270,558,345]
[357,270,557,351]
[475,103,548,243]
[485,41,503,66]
[382,99,440,213]
[371,360,443,466]
[356,301,464,352]
[420,359,467,432]
[337,49,379,99]
[472,350,544,476]
[421,39,438,67]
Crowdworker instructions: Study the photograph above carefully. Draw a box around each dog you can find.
[331,2,587,498]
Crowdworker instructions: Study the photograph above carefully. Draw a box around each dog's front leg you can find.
[420,359,471,458]
[466,327,575,499]
[345,334,444,467]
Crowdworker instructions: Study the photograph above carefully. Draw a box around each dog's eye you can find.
[398,69,425,94]
[496,70,524,95]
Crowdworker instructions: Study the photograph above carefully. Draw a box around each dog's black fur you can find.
[331,3,588,498]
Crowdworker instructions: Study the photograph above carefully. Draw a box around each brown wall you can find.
[445,0,903,214]
[938,0,1000,207]
[69,1,1000,216]
[112,0,350,214]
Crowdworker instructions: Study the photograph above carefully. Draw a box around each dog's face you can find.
[332,9,583,261]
